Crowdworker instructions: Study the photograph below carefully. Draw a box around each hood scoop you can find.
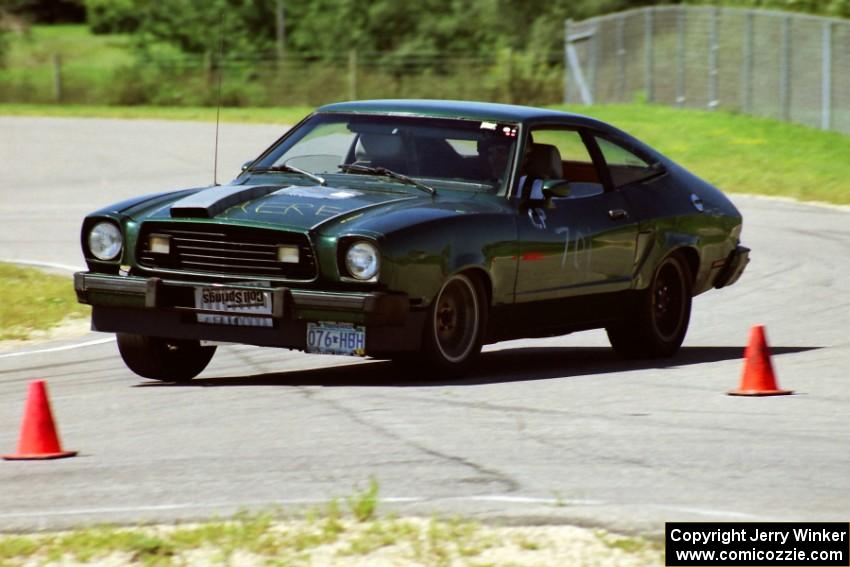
[170,185,279,218]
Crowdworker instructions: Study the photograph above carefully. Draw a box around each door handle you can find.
[608,209,629,220]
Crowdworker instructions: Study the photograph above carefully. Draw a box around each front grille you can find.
[137,223,316,280]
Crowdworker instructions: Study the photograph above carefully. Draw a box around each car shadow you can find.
[135,345,819,389]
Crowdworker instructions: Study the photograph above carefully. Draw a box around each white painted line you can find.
[0,498,425,520]
[445,496,763,520]
[0,258,84,273]
[0,256,111,359]
[0,337,115,360]
[0,495,764,522]
[0,503,215,519]
[461,495,602,506]
[650,504,760,519]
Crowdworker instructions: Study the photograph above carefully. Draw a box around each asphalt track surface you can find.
[1,117,848,534]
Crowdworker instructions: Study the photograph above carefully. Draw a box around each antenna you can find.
[212,11,224,186]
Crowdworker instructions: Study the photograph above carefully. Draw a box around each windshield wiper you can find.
[339,164,436,196]
[249,164,326,186]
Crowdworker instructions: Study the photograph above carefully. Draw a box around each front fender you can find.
[379,214,518,307]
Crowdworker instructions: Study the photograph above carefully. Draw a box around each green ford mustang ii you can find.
[75,100,749,379]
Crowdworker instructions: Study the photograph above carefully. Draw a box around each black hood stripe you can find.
[170,185,279,218]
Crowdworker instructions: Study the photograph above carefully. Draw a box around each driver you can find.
[477,136,513,182]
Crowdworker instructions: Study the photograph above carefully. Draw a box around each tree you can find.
[85,0,140,34]
[0,27,7,68]
[131,0,276,61]
[76,0,849,70]
[2,0,85,23]
[84,0,669,66]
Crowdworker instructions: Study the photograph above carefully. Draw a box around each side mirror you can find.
[241,160,254,172]
[541,179,572,199]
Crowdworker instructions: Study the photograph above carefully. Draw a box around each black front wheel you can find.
[606,253,692,359]
[116,333,216,381]
[421,273,487,375]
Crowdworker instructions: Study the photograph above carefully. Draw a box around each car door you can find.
[514,126,640,306]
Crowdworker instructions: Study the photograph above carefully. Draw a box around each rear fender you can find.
[634,231,699,291]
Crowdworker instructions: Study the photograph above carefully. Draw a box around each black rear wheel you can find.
[116,333,216,381]
[607,253,692,359]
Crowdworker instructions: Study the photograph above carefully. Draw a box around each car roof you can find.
[316,99,595,124]
[313,99,659,160]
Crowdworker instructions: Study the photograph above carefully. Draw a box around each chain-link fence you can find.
[0,50,565,108]
[565,6,850,134]
[5,6,848,132]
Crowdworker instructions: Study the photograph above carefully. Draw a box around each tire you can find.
[421,273,487,375]
[606,253,692,359]
[116,333,216,381]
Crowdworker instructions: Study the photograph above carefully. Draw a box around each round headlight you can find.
[345,241,379,281]
[88,221,123,261]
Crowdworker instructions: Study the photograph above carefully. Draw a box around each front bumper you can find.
[74,272,424,353]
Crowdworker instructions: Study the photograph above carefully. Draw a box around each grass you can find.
[0,263,88,341]
[4,25,135,69]
[0,483,664,565]
[0,512,663,567]
[0,103,313,124]
[347,476,380,522]
[0,25,136,105]
[595,530,663,555]
[2,102,847,204]
[558,103,850,205]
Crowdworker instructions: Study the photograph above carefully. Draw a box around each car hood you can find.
[135,183,423,232]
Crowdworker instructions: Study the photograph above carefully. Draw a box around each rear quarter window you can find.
[596,137,656,187]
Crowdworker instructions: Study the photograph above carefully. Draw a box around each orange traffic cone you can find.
[728,325,793,396]
[3,380,77,460]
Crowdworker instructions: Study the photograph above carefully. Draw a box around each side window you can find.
[520,128,602,199]
[526,129,600,184]
[595,137,655,187]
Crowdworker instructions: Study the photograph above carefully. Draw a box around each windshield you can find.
[251,113,520,194]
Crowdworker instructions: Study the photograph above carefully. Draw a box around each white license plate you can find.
[306,322,366,356]
[194,285,272,327]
